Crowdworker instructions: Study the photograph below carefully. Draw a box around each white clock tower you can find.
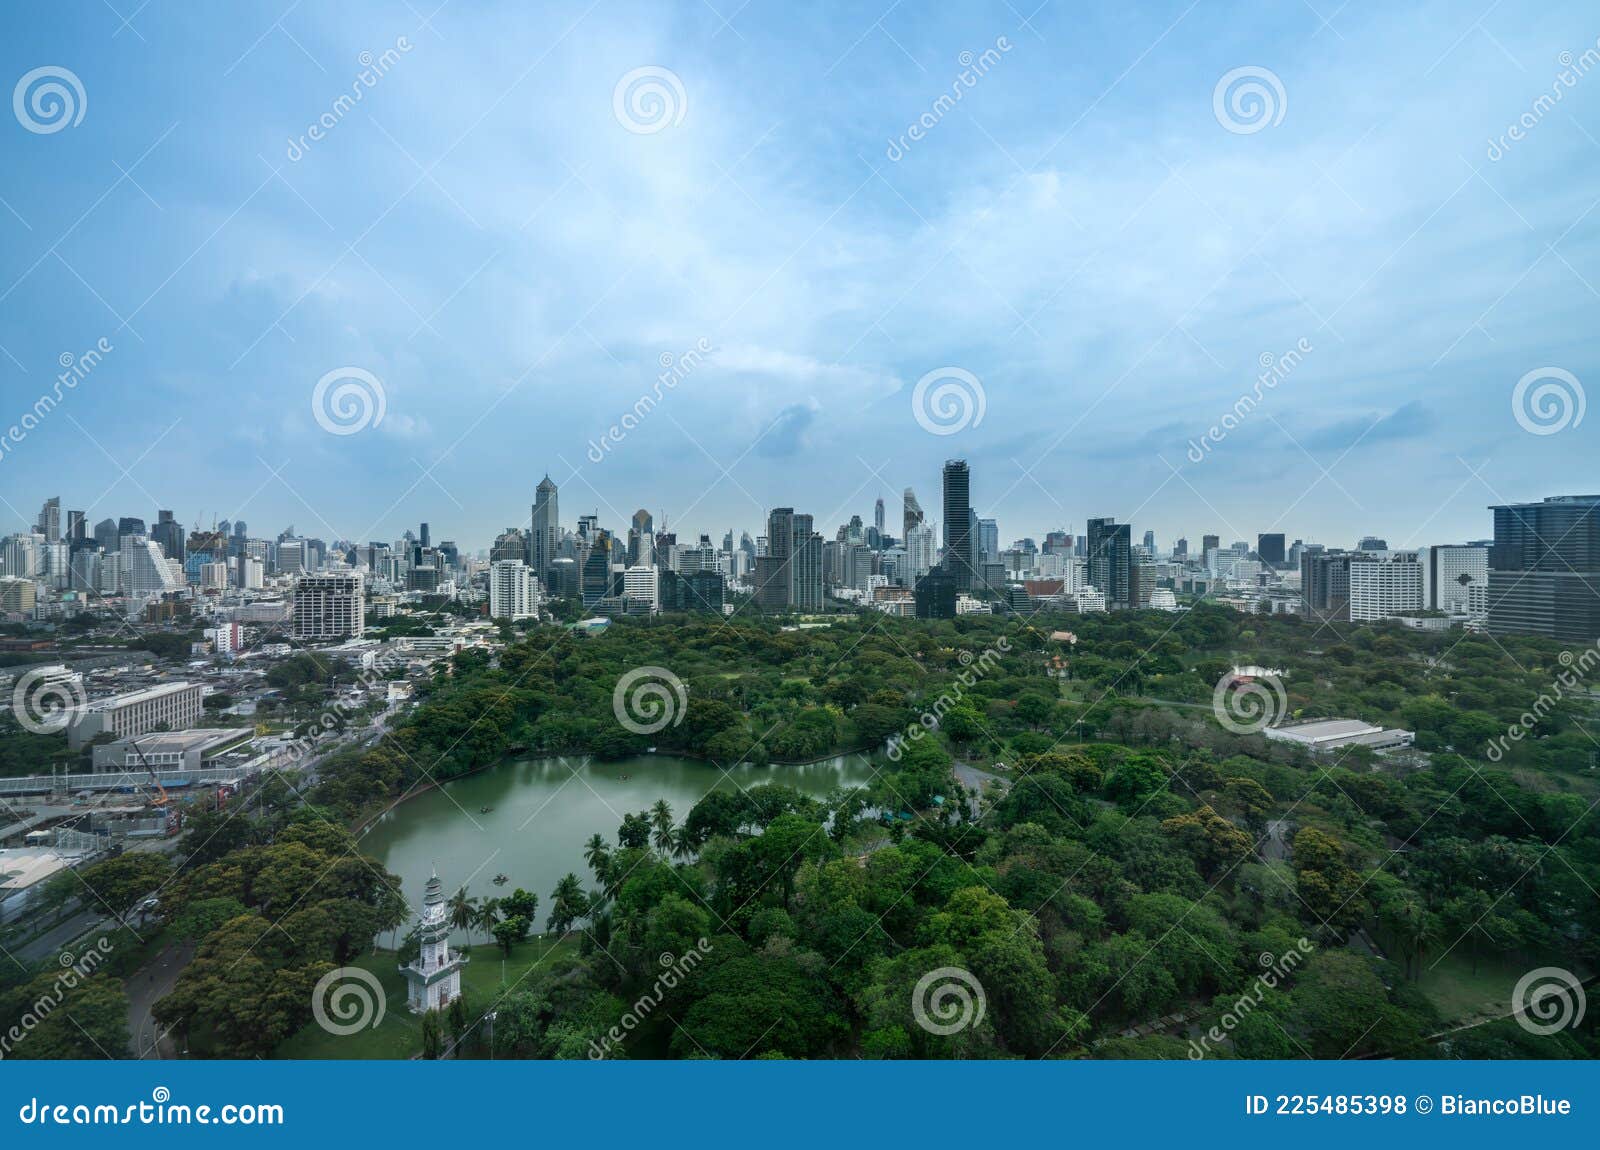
[401,870,467,1013]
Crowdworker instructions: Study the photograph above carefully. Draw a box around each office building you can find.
[942,460,974,591]
[1301,551,1352,623]
[1086,518,1132,610]
[915,569,958,619]
[623,565,659,613]
[530,475,560,575]
[1257,533,1286,567]
[1423,545,1489,616]
[1487,494,1600,641]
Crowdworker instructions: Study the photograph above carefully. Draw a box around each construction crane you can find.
[126,737,169,808]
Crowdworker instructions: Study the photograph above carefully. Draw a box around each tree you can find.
[491,916,528,954]
[501,888,538,929]
[421,1009,442,1059]
[76,854,173,923]
[583,834,611,886]
[650,799,675,855]
[475,898,500,938]
[547,873,588,935]
[449,886,476,948]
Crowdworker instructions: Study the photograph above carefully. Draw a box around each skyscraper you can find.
[629,509,655,567]
[1487,495,1600,641]
[874,497,885,537]
[903,487,924,539]
[978,518,999,565]
[1202,533,1220,555]
[1257,532,1286,567]
[1085,517,1132,610]
[153,510,185,564]
[941,460,974,591]
[792,514,824,611]
[35,497,60,543]
[759,508,796,609]
[530,475,559,576]
[1301,551,1352,623]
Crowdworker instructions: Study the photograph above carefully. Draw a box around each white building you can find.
[1422,545,1488,616]
[1349,551,1424,622]
[119,535,179,598]
[488,560,541,621]
[293,572,365,640]
[623,565,659,613]
[904,524,935,584]
[205,622,245,655]
[400,870,466,1014]
[67,681,206,750]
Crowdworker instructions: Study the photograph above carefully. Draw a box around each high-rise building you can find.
[1257,533,1286,567]
[1423,545,1489,615]
[35,497,60,543]
[1085,518,1132,610]
[903,488,924,540]
[530,475,560,576]
[581,531,614,606]
[792,514,824,611]
[1202,534,1220,555]
[904,524,935,583]
[761,508,796,609]
[941,460,974,591]
[293,572,365,639]
[153,510,185,565]
[978,518,999,565]
[489,559,541,621]
[1349,551,1423,622]
[1358,536,1389,551]
[874,497,886,538]
[623,565,659,613]
[1487,495,1600,641]
[630,509,655,567]
[120,534,180,598]
[1174,537,1189,560]
[1300,551,1352,623]
[915,569,959,619]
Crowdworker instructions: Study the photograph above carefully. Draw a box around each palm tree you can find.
[547,873,587,935]
[448,886,476,949]
[475,897,500,939]
[650,799,675,855]
[670,824,695,861]
[583,833,611,886]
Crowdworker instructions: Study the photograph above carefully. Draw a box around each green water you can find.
[358,753,879,925]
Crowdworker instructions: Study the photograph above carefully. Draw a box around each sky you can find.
[1,0,1596,554]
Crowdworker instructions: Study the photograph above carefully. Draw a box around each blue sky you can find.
[1,0,1596,552]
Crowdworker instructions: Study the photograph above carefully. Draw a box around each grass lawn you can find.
[275,935,579,1059]
[1415,950,1534,1026]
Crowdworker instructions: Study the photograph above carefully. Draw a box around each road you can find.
[15,907,106,964]
[127,941,193,1059]
[1262,818,1291,863]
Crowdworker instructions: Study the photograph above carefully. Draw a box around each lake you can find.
[358,753,880,929]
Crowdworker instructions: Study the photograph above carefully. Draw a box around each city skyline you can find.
[3,2,1596,550]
